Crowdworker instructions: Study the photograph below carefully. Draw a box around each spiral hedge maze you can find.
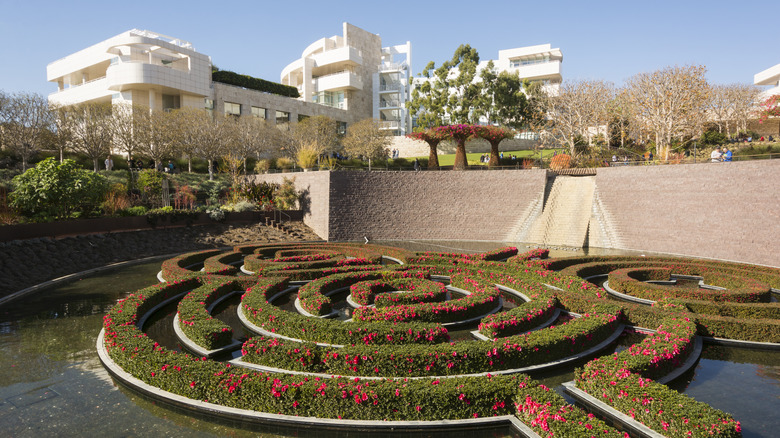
[99,243,780,437]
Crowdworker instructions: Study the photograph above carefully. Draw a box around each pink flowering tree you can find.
[472,125,515,167]
[406,128,447,169]
[433,124,477,170]
[757,94,780,126]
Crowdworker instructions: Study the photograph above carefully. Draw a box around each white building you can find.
[281,23,412,135]
[754,62,780,99]
[480,43,563,95]
[47,29,211,111]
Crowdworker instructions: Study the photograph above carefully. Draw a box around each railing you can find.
[50,75,107,95]
[379,100,401,108]
[379,83,402,91]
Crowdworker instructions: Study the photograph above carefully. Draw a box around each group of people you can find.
[478,153,518,163]
[390,149,400,159]
[710,147,733,162]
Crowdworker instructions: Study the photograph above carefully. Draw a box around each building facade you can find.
[754,62,780,99]
[281,23,412,136]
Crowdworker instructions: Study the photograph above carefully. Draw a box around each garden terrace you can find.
[98,243,777,436]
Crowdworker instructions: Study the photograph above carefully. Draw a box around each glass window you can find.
[204,98,214,117]
[225,102,241,116]
[275,111,290,129]
[251,106,266,119]
[162,94,180,111]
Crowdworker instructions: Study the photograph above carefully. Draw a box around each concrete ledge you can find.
[657,335,703,385]
[173,313,242,358]
[602,280,655,305]
[471,308,561,341]
[562,381,666,438]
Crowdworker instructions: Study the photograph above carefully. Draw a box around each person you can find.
[104,156,113,171]
[648,152,653,161]
[612,155,617,163]
[128,158,135,170]
[413,158,420,171]
[710,147,722,162]
[722,147,732,162]
[166,160,175,173]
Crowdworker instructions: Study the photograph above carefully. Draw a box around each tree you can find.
[625,65,709,160]
[729,84,761,135]
[64,102,114,172]
[434,124,477,170]
[407,62,447,129]
[709,84,761,138]
[757,94,780,125]
[10,157,107,220]
[541,79,613,154]
[291,115,339,158]
[473,61,528,129]
[341,119,391,170]
[196,114,230,180]
[472,125,515,167]
[234,116,272,172]
[110,103,148,166]
[407,44,481,129]
[136,109,178,171]
[0,92,54,171]
[407,128,447,169]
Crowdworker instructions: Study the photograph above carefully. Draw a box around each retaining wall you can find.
[251,160,779,267]
[594,160,780,267]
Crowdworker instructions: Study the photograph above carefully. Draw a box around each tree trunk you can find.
[453,140,468,170]
[427,141,440,169]
[208,159,214,181]
[188,157,192,173]
[488,140,500,167]
[93,158,99,172]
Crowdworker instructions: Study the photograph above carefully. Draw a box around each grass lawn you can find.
[427,149,561,166]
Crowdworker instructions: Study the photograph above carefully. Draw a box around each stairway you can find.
[525,176,596,248]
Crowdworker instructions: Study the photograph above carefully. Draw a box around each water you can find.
[0,246,777,437]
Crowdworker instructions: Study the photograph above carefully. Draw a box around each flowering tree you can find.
[472,125,515,167]
[757,94,780,128]
[406,128,447,169]
[433,124,477,170]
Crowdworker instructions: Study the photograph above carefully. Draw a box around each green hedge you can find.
[212,70,299,98]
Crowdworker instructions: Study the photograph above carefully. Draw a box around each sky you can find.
[1,0,778,96]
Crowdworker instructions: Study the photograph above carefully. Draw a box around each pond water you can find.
[0,243,777,437]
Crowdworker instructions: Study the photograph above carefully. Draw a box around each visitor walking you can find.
[105,156,113,171]
[413,158,420,171]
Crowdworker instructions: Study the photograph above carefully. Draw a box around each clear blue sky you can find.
[1,0,778,96]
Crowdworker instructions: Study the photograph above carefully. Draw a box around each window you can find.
[275,110,290,129]
[510,56,550,68]
[337,121,347,136]
[251,106,266,119]
[162,94,180,111]
[225,102,241,116]
[205,99,214,117]
[298,114,309,122]
[312,91,345,109]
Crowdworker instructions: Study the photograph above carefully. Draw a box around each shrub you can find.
[273,177,298,210]
[10,157,108,221]
[700,129,728,145]
[137,169,166,204]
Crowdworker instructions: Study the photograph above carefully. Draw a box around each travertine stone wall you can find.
[250,171,331,238]
[594,160,780,267]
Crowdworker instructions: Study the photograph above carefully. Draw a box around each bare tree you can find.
[136,109,177,171]
[0,92,54,170]
[625,65,710,160]
[341,119,391,170]
[110,102,149,165]
[730,83,761,135]
[291,115,339,157]
[541,79,613,154]
[64,102,114,172]
[196,114,230,180]
[170,107,211,173]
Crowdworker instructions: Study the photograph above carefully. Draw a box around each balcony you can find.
[314,71,362,92]
[508,60,562,81]
[379,100,401,108]
[379,120,400,130]
[104,62,210,96]
[379,82,403,92]
[755,63,780,86]
[49,77,113,105]
[311,46,362,74]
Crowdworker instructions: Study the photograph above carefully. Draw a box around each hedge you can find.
[212,70,300,98]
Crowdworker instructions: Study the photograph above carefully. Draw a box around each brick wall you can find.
[326,170,548,241]
[594,160,780,267]
[252,160,779,267]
